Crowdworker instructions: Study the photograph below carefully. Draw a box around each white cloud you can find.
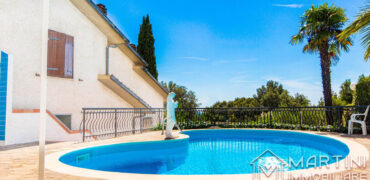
[229,75,260,86]
[213,58,258,65]
[272,4,303,8]
[266,76,320,90]
[264,76,322,104]
[179,56,209,61]
[230,75,249,84]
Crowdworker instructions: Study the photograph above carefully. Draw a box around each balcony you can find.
[98,74,151,108]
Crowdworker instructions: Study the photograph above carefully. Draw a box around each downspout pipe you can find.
[105,43,127,75]
[106,45,109,75]
[105,43,149,75]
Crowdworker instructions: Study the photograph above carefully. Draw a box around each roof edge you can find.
[125,44,148,66]
[109,75,152,108]
[86,0,129,43]
[141,67,169,94]
[86,0,149,66]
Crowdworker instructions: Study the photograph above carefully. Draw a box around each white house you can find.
[0,0,168,145]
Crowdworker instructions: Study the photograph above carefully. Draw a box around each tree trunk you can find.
[319,43,334,125]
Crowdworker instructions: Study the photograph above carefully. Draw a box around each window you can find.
[48,30,74,78]
[55,114,72,130]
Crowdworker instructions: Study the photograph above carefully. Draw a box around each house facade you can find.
[0,0,168,145]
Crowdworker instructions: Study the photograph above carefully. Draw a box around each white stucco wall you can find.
[0,0,43,109]
[109,48,164,108]
[46,0,137,129]
[0,0,164,131]
[4,112,82,145]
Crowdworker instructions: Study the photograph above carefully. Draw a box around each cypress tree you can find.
[137,15,158,79]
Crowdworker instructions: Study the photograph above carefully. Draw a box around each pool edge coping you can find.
[45,129,369,180]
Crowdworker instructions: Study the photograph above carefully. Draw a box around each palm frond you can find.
[291,3,351,62]
[365,44,370,59]
[338,3,370,61]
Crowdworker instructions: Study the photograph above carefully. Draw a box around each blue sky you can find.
[95,0,370,106]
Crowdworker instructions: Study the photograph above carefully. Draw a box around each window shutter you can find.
[47,30,59,76]
[48,30,73,78]
[64,35,74,78]
[55,32,66,77]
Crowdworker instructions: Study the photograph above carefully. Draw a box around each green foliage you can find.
[151,123,162,131]
[333,93,348,106]
[338,3,370,61]
[339,79,354,104]
[290,3,351,59]
[212,81,309,108]
[292,93,310,107]
[317,77,368,106]
[290,3,351,107]
[355,75,370,105]
[161,81,200,108]
[254,81,310,107]
[213,97,258,108]
[137,15,158,79]
[318,93,347,106]
[254,81,284,107]
[176,107,368,134]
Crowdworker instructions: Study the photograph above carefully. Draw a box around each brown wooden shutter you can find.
[56,32,66,77]
[48,30,73,78]
[64,35,74,78]
[47,30,59,77]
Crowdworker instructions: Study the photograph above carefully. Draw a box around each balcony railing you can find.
[80,108,165,141]
[80,106,368,142]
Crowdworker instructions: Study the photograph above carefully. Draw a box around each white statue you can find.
[165,92,179,139]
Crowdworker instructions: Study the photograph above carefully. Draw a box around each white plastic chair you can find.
[348,105,370,135]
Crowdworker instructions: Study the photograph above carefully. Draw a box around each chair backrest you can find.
[364,105,370,121]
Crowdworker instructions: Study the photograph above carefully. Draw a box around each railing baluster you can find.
[114,109,117,137]
[82,109,86,142]
[299,110,302,129]
[79,106,368,141]
[132,111,136,134]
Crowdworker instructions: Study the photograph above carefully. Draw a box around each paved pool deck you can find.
[0,129,369,179]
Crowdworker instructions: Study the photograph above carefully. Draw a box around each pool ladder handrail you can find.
[161,117,183,135]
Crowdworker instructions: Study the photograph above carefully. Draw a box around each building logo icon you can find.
[250,149,288,180]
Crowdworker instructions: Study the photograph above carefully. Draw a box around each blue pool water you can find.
[59,130,349,175]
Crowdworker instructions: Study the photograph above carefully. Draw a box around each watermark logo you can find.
[250,149,289,180]
[250,149,367,180]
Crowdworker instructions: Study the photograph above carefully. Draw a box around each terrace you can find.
[79,106,369,141]
[1,106,369,179]
[0,130,369,179]
[1,0,369,179]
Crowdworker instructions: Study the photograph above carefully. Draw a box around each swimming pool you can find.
[58,130,350,175]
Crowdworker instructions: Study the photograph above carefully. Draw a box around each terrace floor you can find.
[0,129,369,180]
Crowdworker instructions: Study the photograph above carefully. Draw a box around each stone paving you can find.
[0,130,369,180]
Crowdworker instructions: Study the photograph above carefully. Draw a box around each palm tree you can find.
[290,3,352,110]
[338,3,370,61]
